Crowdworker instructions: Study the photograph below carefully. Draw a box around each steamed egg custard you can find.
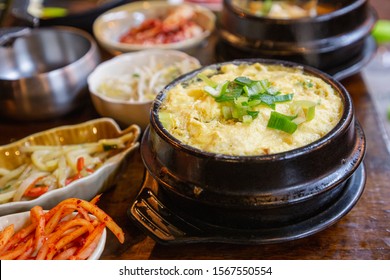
[158,63,343,156]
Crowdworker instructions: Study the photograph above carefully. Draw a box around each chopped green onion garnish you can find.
[291,100,317,122]
[222,106,233,119]
[372,20,390,44]
[262,0,273,16]
[198,74,317,132]
[201,76,295,123]
[267,111,298,134]
[244,82,265,96]
[234,77,254,86]
[159,112,174,130]
[242,115,253,124]
[234,96,249,107]
[103,144,118,151]
[204,85,220,97]
[247,111,259,118]
[215,86,242,102]
[197,73,218,88]
[40,7,68,18]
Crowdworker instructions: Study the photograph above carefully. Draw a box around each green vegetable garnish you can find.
[159,112,174,130]
[262,0,273,16]
[197,73,218,88]
[40,7,68,19]
[102,144,118,151]
[292,100,317,122]
[197,73,318,133]
[198,74,293,124]
[298,79,314,89]
[372,20,390,44]
[267,111,298,134]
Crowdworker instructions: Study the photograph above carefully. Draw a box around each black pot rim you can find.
[151,58,353,162]
[219,6,377,54]
[223,0,367,23]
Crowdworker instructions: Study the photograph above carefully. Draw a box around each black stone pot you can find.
[219,0,377,70]
[141,59,366,229]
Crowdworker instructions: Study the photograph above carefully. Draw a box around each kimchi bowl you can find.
[92,1,216,54]
[141,58,366,228]
[0,118,140,216]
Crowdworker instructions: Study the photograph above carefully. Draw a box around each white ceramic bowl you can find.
[0,118,140,216]
[92,0,216,54]
[0,211,106,260]
[88,49,201,130]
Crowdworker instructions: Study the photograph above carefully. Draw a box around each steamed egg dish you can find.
[158,63,342,156]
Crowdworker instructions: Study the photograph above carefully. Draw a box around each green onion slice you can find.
[262,0,273,16]
[159,112,174,130]
[40,7,68,18]
[267,111,298,134]
[291,100,317,122]
[197,74,319,130]
[197,73,218,88]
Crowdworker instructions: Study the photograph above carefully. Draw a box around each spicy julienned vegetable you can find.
[0,131,137,204]
[119,5,203,45]
[0,195,124,260]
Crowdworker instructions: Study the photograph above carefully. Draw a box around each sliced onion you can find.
[0,186,17,204]
[0,168,10,176]
[12,171,49,202]
[0,164,27,189]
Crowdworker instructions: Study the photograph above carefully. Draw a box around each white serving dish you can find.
[0,211,106,260]
[93,0,216,54]
[0,118,140,216]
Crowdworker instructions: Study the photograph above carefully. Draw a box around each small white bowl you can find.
[0,118,140,216]
[87,49,201,130]
[0,211,106,260]
[92,0,216,54]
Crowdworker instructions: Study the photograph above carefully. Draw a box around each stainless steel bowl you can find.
[10,0,131,33]
[0,26,100,121]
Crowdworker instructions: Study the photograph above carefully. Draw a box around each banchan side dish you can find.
[140,59,365,230]
[158,62,343,156]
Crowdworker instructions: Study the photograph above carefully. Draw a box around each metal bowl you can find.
[0,26,100,121]
[9,0,131,33]
[140,58,366,229]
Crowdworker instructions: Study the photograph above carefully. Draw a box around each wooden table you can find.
[1,0,389,260]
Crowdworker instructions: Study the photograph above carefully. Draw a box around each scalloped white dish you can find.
[0,211,106,260]
[93,1,216,54]
[0,118,140,216]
